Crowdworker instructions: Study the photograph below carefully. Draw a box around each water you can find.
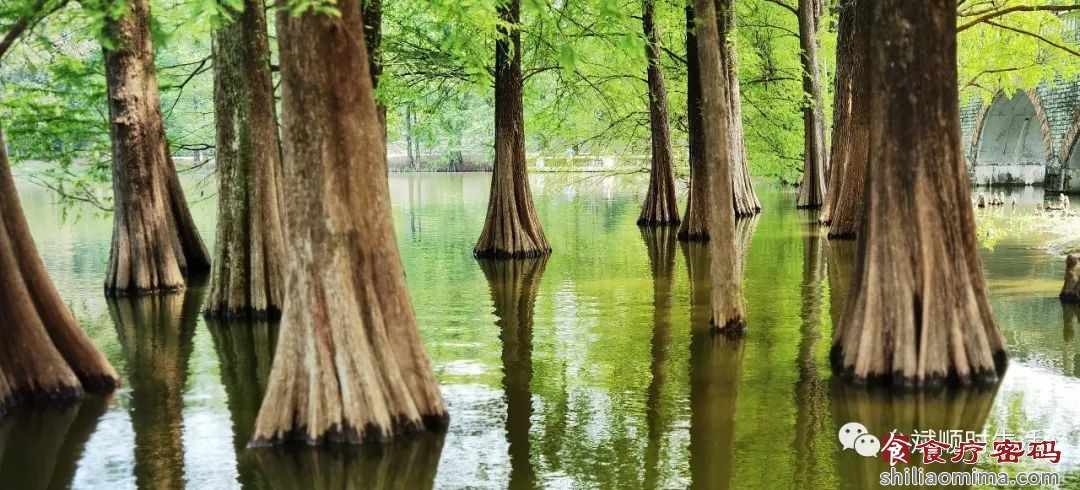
[6,173,1080,488]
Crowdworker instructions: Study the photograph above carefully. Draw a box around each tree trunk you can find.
[362,0,386,130]
[0,131,118,414]
[695,0,745,333]
[820,0,854,223]
[102,0,211,295]
[405,105,416,168]
[251,0,448,445]
[830,0,1007,386]
[822,0,870,237]
[718,0,761,218]
[110,287,204,490]
[1060,254,1080,302]
[475,0,551,258]
[795,0,828,209]
[205,0,287,319]
[637,0,680,226]
[479,257,546,489]
[678,5,709,241]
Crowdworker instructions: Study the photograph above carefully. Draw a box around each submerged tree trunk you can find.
[831,0,1007,386]
[102,0,211,295]
[475,0,551,258]
[252,0,448,445]
[679,5,709,241]
[695,0,745,333]
[795,0,828,209]
[205,0,286,319]
[0,131,119,413]
[822,0,870,237]
[637,0,680,226]
[479,257,546,489]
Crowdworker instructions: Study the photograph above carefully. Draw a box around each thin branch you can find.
[0,0,51,61]
[958,4,1080,31]
[983,20,1080,57]
[764,0,798,16]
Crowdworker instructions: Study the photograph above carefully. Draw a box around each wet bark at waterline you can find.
[821,0,870,236]
[205,0,287,319]
[694,0,745,333]
[831,0,1007,387]
[102,0,211,295]
[475,0,550,259]
[252,0,448,446]
[637,0,680,227]
[795,0,828,209]
[1061,254,1080,303]
[0,131,119,413]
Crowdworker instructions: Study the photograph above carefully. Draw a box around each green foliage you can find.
[0,0,1076,208]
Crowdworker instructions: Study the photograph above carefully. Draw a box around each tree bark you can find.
[475,0,551,258]
[678,5,710,241]
[102,0,211,295]
[795,0,828,209]
[637,0,680,226]
[822,0,870,237]
[205,0,287,319]
[478,257,546,489]
[819,0,855,223]
[718,0,761,218]
[830,0,1007,386]
[405,105,416,168]
[363,0,386,131]
[0,130,119,414]
[1061,254,1080,302]
[695,0,745,333]
[251,0,448,445]
[681,2,761,241]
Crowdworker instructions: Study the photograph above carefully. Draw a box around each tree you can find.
[820,0,869,236]
[251,0,448,445]
[101,0,211,295]
[717,0,762,218]
[0,128,119,413]
[204,0,287,318]
[474,0,551,258]
[637,0,679,227]
[479,256,547,489]
[694,0,745,333]
[680,1,761,241]
[363,0,386,128]
[795,0,827,209]
[830,0,1007,386]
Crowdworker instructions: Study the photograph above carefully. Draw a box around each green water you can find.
[4,173,1080,489]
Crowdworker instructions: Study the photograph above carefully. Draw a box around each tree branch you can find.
[0,0,51,61]
[764,0,798,16]
[958,4,1080,31]
[982,20,1080,57]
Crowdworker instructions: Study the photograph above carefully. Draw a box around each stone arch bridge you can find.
[961,80,1080,191]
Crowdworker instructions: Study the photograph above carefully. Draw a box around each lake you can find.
[4,172,1079,489]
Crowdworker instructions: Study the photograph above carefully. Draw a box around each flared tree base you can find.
[203,306,282,321]
[250,415,450,447]
[829,345,1007,389]
[473,247,552,260]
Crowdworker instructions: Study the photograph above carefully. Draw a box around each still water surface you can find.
[5,173,1080,489]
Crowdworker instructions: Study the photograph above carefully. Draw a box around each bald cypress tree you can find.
[102,0,211,295]
[638,0,680,226]
[831,0,1007,386]
[251,0,447,445]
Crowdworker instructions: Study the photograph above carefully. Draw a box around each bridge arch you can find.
[1062,113,1080,190]
[970,90,1053,186]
